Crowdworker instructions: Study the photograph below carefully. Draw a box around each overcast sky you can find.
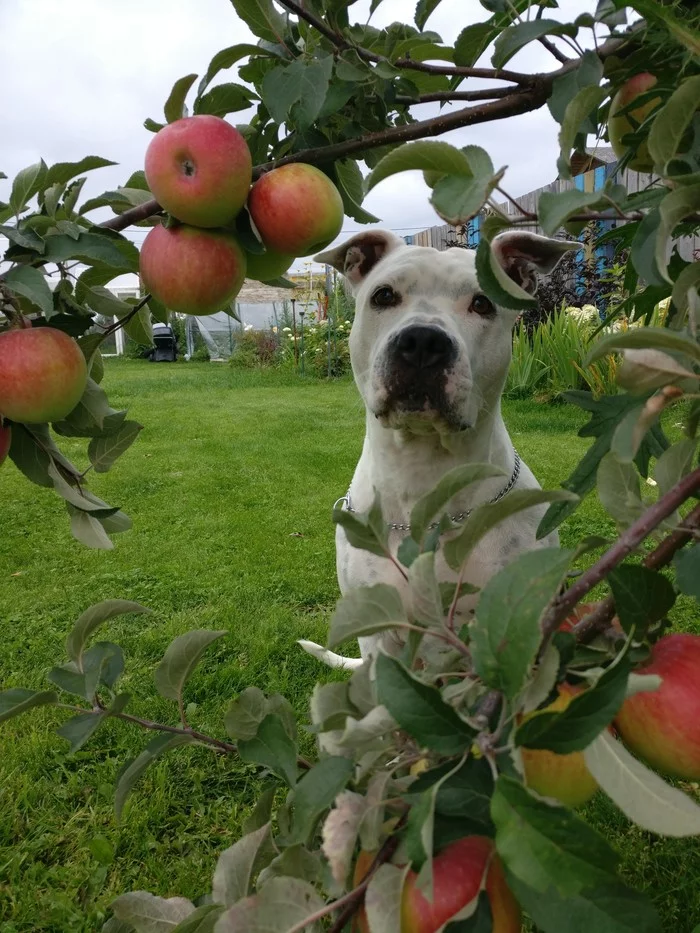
[0,0,601,273]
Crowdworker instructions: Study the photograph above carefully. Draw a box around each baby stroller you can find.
[146,323,178,362]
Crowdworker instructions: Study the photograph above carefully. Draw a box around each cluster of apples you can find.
[0,326,89,466]
[522,616,700,810]
[140,114,344,316]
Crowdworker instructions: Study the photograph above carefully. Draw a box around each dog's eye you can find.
[470,294,495,316]
[372,285,400,308]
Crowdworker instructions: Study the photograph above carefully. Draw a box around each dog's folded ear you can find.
[315,229,405,289]
[491,231,580,294]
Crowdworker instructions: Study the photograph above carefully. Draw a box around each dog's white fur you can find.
[298,229,573,669]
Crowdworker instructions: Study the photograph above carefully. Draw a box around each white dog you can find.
[299,229,573,669]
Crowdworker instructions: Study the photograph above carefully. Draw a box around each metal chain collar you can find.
[334,450,521,533]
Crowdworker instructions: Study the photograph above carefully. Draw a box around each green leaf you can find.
[328,584,406,649]
[493,20,577,69]
[212,823,273,907]
[88,421,143,473]
[617,348,698,396]
[515,661,630,753]
[260,64,302,125]
[375,654,475,755]
[154,629,227,703]
[589,326,700,366]
[44,156,116,189]
[225,687,269,742]
[674,544,700,604]
[415,0,444,29]
[0,223,45,252]
[238,714,298,787]
[112,891,195,931]
[672,261,700,320]
[364,864,409,933]
[57,711,107,754]
[214,877,324,933]
[548,51,603,126]
[454,22,498,67]
[597,451,645,528]
[9,159,47,213]
[49,641,124,700]
[172,906,225,933]
[630,208,667,289]
[607,565,676,636]
[471,548,573,698]
[366,141,472,193]
[0,688,57,724]
[410,756,494,833]
[405,755,466,881]
[115,733,195,821]
[505,871,662,933]
[557,85,608,180]
[648,75,700,170]
[229,0,287,43]
[66,599,149,667]
[408,552,444,629]
[628,0,700,57]
[491,775,619,896]
[2,264,54,315]
[334,159,382,225]
[197,43,264,97]
[69,510,114,550]
[657,185,700,284]
[289,756,354,845]
[163,73,198,123]
[194,83,256,117]
[42,230,140,270]
[430,163,505,225]
[292,56,333,129]
[333,490,389,558]
[474,238,538,311]
[537,188,606,237]
[444,488,577,571]
[654,438,697,499]
[124,301,154,347]
[585,730,700,836]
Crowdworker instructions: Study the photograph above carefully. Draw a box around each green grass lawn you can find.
[1,360,698,931]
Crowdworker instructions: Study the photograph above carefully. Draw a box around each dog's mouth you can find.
[374,380,469,433]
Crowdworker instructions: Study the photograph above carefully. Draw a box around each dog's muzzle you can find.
[381,324,458,420]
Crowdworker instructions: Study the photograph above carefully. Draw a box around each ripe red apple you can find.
[0,421,11,465]
[558,602,623,636]
[353,838,520,933]
[520,683,598,807]
[608,73,660,172]
[144,115,252,227]
[140,223,247,316]
[248,163,344,257]
[615,633,700,779]
[245,248,294,282]
[0,327,87,424]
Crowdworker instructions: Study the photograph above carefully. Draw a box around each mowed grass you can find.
[0,360,698,932]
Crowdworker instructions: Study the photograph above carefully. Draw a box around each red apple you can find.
[608,73,660,172]
[140,223,247,316]
[144,115,252,227]
[244,248,294,283]
[615,633,700,779]
[0,421,11,465]
[0,327,87,424]
[248,163,344,257]
[353,839,520,933]
[520,683,598,807]
[558,602,623,637]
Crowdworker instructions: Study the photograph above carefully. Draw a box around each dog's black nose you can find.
[395,326,455,370]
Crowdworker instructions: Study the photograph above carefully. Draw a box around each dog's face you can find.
[316,230,573,434]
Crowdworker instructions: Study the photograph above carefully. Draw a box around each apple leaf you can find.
[238,714,298,788]
[111,891,195,931]
[607,565,676,635]
[288,756,354,845]
[328,584,407,649]
[212,823,273,907]
[409,462,506,544]
[514,660,630,753]
[163,73,198,123]
[214,877,324,933]
[364,864,409,933]
[491,776,619,896]
[0,688,58,724]
[66,599,149,667]
[585,731,700,837]
[674,544,700,604]
[470,548,574,699]
[375,654,475,755]
[115,733,195,821]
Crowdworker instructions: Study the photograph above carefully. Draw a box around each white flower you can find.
[244,323,253,331]
[318,319,328,327]
[272,326,278,333]
[283,327,292,333]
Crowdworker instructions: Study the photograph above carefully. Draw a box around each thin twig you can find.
[572,502,700,642]
[395,87,517,105]
[541,466,700,640]
[496,185,537,219]
[538,36,571,64]
[103,293,152,337]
